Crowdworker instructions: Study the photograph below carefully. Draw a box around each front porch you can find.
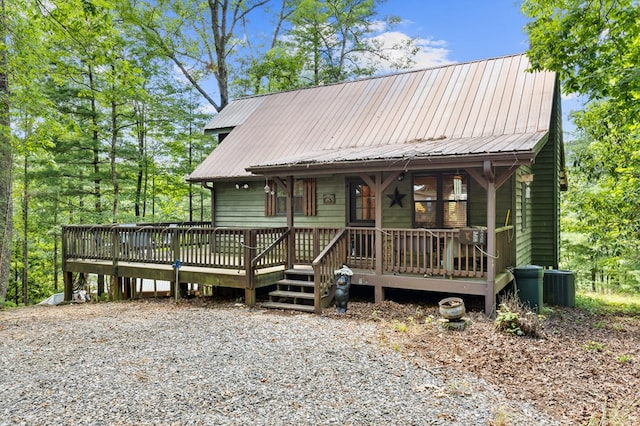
[62,223,514,315]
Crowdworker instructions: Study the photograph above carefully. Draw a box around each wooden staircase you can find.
[262,267,321,313]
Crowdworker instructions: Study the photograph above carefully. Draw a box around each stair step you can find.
[269,290,314,300]
[277,278,314,288]
[284,268,314,281]
[285,267,314,276]
[261,301,316,313]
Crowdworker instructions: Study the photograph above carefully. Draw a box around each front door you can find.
[347,179,374,258]
[347,179,375,226]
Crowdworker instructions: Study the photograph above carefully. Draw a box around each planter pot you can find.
[439,297,465,320]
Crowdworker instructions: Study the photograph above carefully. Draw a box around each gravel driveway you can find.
[0,301,558,425]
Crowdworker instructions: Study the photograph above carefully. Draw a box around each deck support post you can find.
[63,271,73,302]
[97,275,105,298]
[244,229,257,300]
[123,277,131,300]
[244,288,256,307]
[110,275,123,301]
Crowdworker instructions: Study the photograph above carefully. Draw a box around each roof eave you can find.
[203,126,234,135]
[245,151,538,177]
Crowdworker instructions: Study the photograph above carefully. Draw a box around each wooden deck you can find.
[62,224,514,314]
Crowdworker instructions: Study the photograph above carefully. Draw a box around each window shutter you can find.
[265,180,276,216]
[304,178,316,216]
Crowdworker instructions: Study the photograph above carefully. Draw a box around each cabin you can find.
[62,53,566,315]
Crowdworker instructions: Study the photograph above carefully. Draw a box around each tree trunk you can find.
[0,0,13,307]
[89,67,102,215]
[21,153,28,305]
[134,102,146,218]
[110,99,119,222]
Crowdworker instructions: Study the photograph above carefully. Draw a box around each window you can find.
[276,180,304,214]
[413,173,467,228]
[348,179,375,225]
[265,179,316,216]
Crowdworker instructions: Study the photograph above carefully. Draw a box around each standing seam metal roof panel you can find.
[190,54,557,180]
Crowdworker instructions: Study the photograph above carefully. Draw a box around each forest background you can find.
[0,0,638,307]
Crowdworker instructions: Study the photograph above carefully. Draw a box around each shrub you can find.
[495,292,543,338]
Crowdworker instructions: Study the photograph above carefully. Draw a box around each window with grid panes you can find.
[413,173,467,228]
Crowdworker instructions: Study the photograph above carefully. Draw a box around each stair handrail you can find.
[251,228,290,268]
[311,228,349,314]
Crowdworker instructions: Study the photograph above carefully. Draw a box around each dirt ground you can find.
[318,293,640,425]
[4,292,639,425]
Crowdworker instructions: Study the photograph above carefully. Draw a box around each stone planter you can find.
[438,297,465,321]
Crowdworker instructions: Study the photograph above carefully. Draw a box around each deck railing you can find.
[385,228,488,277]
[62,224,289,271]
[341,227,514,278]
[293,227,340,264]
[311,229,350,313]
[63,224,514,304]
[494,226,514,274]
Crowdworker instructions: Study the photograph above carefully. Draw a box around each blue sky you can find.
[203,1,579,135]
[374,1,579,135]
[378,0,530,65]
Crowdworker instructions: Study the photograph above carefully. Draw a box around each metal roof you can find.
[203,95,266,133]
[190,54,558,181]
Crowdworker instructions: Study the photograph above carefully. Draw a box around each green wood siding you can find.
[514,166,533,266]
[530,81,562,268]
[382,179,412,228]
[467,174,513,229]
[215,177,346,227]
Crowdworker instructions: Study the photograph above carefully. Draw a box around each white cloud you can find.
[361,30,452,74]
[410,36,452,69]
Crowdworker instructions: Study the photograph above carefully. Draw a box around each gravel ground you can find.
[0,301,559,425]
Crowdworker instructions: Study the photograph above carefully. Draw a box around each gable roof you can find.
[189,54,558,181]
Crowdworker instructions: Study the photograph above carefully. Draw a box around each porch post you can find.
[286,175,295,269]
[361,171,403,303]
[484,160,496,316]
[374,172,384,302]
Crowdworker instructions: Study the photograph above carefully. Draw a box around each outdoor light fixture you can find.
[264,184,271,193]
[235,182,249,190]
[521,173,534,199]
[453,174,463,201]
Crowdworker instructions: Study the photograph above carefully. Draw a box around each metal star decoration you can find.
[387,187,406,207]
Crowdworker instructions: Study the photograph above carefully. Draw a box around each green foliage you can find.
[524,0,640,296]
[234,0,419,96]
[494,293,543,338]
[1,300,18,309]
[616,354,633,363]
[4,0,215,305]
[581,340,604,352]
[287,0,417,86]
[495,308,523,336]
[576,292,640,316]
[391,319,408,333]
